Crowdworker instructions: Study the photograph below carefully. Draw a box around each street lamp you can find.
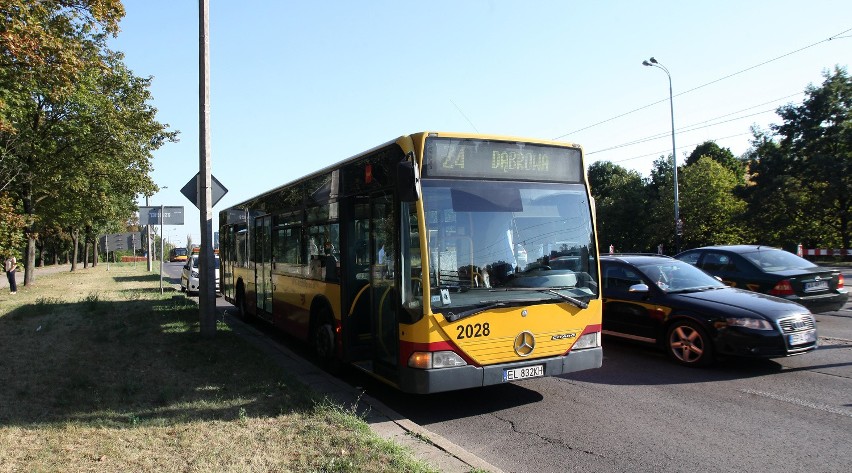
[642,57,681,253]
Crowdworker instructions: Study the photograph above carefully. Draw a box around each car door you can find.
[695,251,736,284]
[696,251,758,291]
[602,262,660,341]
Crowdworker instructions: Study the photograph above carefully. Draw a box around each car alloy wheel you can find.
[666,320,713,367]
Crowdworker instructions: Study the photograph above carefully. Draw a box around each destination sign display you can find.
[423,137,583,182]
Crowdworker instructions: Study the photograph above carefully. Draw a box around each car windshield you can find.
[420,179,598,313]
[741,248,816,272]
[636,259,726,293]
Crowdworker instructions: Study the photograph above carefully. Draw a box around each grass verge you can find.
[0,263,436,472]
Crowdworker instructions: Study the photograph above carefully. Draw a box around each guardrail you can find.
[804,249,852,257]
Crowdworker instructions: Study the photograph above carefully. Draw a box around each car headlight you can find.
[726,317,774,330]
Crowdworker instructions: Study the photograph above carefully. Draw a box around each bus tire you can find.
[312,309,338,371]
[235,283,249,321]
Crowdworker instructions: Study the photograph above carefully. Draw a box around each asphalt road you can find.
[166,262,852,473]
[359,302,852,473]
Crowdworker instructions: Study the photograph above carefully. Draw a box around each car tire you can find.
[665,319,714,367]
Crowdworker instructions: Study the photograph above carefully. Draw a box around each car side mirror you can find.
[628,283,649,293]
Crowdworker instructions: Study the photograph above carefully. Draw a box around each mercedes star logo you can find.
[514,331,536,357]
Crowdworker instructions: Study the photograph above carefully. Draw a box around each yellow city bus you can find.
[169,247,188,262]
[219,132,602,393]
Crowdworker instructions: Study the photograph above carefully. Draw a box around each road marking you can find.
[741,389,852,418]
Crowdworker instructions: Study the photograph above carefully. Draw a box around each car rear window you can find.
[742,249,816,271]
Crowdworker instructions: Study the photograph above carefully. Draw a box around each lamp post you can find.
[642,57,681,253]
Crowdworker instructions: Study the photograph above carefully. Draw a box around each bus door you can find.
[344,193,399,377]
[370,192,399,374]
[254,215,273,322]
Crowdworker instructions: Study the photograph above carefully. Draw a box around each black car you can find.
[601,255,817,366]
[675,245,848,313]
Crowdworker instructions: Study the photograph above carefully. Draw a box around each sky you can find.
[107,1,852,246]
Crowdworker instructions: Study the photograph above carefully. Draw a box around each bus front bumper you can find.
[398,347,602,394]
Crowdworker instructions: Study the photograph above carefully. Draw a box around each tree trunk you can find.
[83,232,90,269]
[22,181,36,286]
[70,228,79,271]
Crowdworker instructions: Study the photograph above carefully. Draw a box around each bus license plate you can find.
[789,330,816,346]
[804,280,828,292]
[503,365,544,382]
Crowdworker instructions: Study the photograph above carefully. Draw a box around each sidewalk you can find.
[1,263,73,290]
[218,304,504,473]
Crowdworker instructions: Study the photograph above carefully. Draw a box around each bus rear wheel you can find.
[235,285,249,320]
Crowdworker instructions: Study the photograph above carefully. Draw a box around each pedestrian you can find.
[4,254,18,294]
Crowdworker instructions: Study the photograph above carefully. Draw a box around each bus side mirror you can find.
[397,161,421,202]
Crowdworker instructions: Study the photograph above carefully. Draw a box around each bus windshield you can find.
[419,179,598,313]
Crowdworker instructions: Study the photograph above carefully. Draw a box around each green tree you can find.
[0,191,26,259]
[645,155,679,253]
[773,66,851,255]
[588,161,649,252]
[742,67,851,254]
[0,0,124,119]
[679,157,747,248]
[685,141,745,184]
[741,129,816,248]
[2,0,123,281]
[28,51,173,273]
[1,4,176,282]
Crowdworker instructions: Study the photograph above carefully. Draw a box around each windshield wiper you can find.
[538,289,589,309]
[444,300,531,322]
[499,287,589,309]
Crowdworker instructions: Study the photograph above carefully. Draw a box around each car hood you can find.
[670,287,807,320]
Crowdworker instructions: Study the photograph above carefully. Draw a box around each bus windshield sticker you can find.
[440,288,451,305]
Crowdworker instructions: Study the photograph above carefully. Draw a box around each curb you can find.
[219,306,503,473]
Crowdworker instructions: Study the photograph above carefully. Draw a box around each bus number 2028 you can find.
[456,322,491,339]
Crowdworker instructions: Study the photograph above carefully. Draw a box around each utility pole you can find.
[146,195,152,271]
[198,0,216,338]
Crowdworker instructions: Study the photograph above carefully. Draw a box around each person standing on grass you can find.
[4,255,17,294]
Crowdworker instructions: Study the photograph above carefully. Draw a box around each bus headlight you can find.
[572,332,600,350]
[408,351,467,369]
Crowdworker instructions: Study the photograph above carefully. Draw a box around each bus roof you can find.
[220,131,583,213]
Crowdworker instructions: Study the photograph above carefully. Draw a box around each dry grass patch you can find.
[0,264,435,472]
